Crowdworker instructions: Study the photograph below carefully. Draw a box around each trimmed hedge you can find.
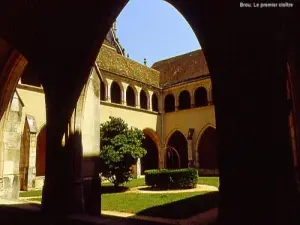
[144,168,198,190]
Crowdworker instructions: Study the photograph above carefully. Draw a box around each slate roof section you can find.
[151,50,210,87]
[96,45,161,88]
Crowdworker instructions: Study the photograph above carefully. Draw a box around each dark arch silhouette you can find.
[164,94,175,113]
[111,81,122,104]
[36,126,46,176]
[126,86,136,107]
[100,78,106,101]
[178,90,191,110]
[141,133,159,174]
[194,87,208,107]
[166,131,188,168]
[21,63,41,87]
[140,89,148,109]
[198,127,218,170]
[152,93,158,112]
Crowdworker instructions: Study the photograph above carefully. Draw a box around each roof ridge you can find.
[151,49,202,67]
[100,44,160,73]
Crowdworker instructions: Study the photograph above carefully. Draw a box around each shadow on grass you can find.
[136,191,220,219]
[0,203,169,225]
[100,186,129,194]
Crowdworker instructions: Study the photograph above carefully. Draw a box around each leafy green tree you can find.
[99,116,146,187]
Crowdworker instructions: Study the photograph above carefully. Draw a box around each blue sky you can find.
[116,0,201,67]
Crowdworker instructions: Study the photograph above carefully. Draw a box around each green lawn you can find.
[19,177,219,219]
[20,177,219,197]
[19,190,42,198]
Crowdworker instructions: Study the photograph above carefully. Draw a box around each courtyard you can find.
[18,177,219,223]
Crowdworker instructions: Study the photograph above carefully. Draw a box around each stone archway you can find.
[166,130,188,169]
[197,126,217,171]
[36,126,46,177]
[141,133,159,174]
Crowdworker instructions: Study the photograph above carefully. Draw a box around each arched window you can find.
[140,89,148,109]
[194,87,208,107]
[178,90,191,110]
[100,78,106,101]
[111,81,122,104]
[21,64,42,87]
[164,94,175,112]
[126,86,136,107]
[152,93,158,112]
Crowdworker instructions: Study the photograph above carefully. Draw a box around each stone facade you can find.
[0,42,218,197]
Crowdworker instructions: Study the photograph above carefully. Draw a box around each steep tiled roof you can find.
[151,50,209,87]
[96,45,161,88]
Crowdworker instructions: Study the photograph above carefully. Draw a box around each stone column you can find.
[105,78,113,103]
[287,52,300,189]
[187,140,194,167]
[40,65,100,216]
[121,82,128,106]
[136,86,141,108]
[175,93,179,112]
[213,36,298,224]
[190,90,195,108]
[149,90,153,111]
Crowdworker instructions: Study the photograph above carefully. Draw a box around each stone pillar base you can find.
[82,176,101,216]
[41,176,101,216]
[41,178,85,215]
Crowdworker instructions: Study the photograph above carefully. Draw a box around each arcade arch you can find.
[110,81,122,104]
[140,89,148,110]
[166,130,188,169]
[164,94,175,113]
[178,90,191,110]
[126,85,136,107]
[194,87,208,107]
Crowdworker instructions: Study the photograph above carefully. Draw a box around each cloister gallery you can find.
[0,25,217,194]
[0,1,299,224]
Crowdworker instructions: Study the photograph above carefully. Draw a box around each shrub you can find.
[99,117,147,187]
[144,168,198,189]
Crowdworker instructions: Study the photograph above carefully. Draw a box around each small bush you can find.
[144,168,198,189]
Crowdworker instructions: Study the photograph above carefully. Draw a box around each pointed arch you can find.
[166,130,188,168]
[196,124,218,171]
[141,128,160,173]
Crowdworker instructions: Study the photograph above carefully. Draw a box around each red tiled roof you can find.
[151,49,210,87]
